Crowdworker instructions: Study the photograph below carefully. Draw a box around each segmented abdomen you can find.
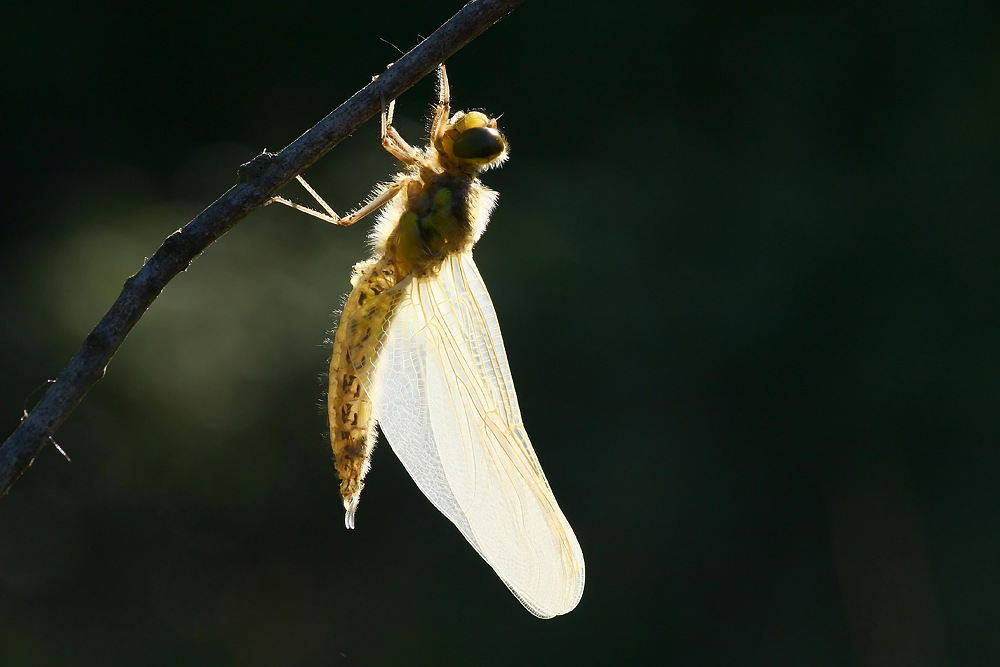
[328,256,401,527]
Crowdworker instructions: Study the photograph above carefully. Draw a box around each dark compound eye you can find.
[452,126,504,160]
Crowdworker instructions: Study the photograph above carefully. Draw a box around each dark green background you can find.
[2,1,998,664]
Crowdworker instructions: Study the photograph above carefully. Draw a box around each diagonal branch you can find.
[0,0,525,497]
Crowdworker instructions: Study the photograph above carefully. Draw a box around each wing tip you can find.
[505,558,586,619]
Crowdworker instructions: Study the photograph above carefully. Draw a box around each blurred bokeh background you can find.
[2,0,998,664]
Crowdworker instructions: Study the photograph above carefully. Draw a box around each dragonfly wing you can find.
[368,253,585,618]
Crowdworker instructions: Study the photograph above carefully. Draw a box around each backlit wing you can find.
[367,253,585,618]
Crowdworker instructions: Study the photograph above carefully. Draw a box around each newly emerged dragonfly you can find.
[271,65,585,618]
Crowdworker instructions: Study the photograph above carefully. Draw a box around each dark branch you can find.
[0,0,525,497]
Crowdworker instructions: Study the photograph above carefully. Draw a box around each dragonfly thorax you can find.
[390,176,476,277]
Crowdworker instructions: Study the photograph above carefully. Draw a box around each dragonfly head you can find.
[440,111,508,171]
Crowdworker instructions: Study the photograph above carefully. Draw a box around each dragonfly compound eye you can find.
[452,126,505,161]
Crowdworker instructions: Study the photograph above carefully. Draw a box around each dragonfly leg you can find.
[381,99,421,164]
[431,63,452,145]
[268,176,401,227]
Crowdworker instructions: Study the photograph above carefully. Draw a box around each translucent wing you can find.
[368,253,585,617]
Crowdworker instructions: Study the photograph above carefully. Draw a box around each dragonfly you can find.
[270,64,585,618]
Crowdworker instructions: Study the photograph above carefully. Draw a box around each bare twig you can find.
[0,0,525,497]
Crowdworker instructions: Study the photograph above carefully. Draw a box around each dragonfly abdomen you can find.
[328,256,401,528]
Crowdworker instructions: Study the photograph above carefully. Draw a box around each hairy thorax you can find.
[383,164,481,278]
